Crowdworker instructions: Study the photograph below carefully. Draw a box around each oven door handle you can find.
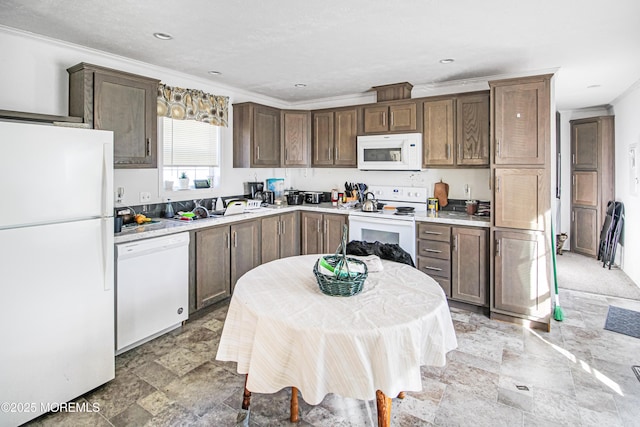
[349,215,414,227]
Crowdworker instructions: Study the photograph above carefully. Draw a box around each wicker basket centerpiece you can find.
[313,225,368,296]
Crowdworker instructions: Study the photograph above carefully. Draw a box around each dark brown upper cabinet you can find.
[456,93,489,166]
[422,92,489,168]
[423,98,455,167]
[233,102,281,168]
[311,107,358,167]
[281,110,310,167]
[362,101,419,134]
[68,63,159,168]
[492,79,548,165]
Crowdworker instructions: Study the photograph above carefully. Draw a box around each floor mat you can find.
[604,306,640,339]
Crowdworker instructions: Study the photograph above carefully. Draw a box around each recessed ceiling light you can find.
[208,70,222,76]
[439,58,455,64]
[153,32,173,40]
[587,84,601,89]
[294,83,307,88]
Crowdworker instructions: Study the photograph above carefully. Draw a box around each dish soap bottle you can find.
[164,199,174,218]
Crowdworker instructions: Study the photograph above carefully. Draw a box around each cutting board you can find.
[434,180,449,208]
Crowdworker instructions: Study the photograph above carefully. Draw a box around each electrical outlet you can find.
[139,191,151,202]
[115,187,124,203]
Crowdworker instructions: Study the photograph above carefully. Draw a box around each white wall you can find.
[0,26,491,209]
[611,79,640,286]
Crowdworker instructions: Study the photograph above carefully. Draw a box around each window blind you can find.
[162,117,219,166]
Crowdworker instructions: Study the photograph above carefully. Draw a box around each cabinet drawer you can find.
[417,223,451,242]
[416,240,450,260]
[417,256,450,279]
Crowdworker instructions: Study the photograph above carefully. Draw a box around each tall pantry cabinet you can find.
[570,116,615,257]
[490,74,553,330]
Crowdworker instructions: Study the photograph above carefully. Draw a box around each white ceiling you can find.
[1,0,639,110]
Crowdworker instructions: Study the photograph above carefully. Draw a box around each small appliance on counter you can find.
[286,189,304,205]
[244,181,264,199]
[266,178,285,202]
[263,191,275,205]
[304,191,323,204]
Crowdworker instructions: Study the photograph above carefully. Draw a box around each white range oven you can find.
[348,185,428,263]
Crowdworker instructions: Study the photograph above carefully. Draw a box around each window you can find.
[160,117,220,191]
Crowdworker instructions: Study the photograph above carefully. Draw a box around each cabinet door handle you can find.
[285,148,288,161]
[280,220,285,235]
[317,219,321,233]
[496,177,501,193]
[422,230,442,235]
[446,144,450,159]
[225,232,230,249]
[572,154,575,164]
[146,138,151,156]
[572,175,575,186]
[458,143,462,160]
[323,219,327,234]
[334,146,338,161]
[233,231,238,247]
[495,240,501,257]
[328,147,332,160]
[496,139,501,158]
[423,266,442,272]
[390,111,394,126]
[572,211,575,221]
[422,248,442,253]
[256,145,260,159]
[452,236,458,251]
[382,113,386,127]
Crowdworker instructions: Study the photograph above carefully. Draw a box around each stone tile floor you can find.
[27,288,640,427]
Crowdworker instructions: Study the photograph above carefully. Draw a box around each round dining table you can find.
[216,254,458,426]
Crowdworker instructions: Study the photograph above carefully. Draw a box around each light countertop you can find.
[114,203,490,244]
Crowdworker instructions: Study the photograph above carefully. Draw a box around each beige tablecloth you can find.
[216,255,457,405]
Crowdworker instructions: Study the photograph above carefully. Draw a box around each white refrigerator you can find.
[0,121,115,427]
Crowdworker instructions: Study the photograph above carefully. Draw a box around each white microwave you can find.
[357,133,422,171]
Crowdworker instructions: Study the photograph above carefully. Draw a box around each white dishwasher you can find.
[115,232,189,355]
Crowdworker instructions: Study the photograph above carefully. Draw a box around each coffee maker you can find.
[244,181,264,199]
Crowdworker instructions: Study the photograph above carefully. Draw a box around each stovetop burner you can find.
[394,211,414,216]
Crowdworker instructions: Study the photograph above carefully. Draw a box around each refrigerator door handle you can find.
[103,141,114,217]
[103,218,114,291]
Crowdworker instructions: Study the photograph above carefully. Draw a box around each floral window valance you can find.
[157,83,229,127]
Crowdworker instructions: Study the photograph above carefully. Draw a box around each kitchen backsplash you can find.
[114,167,491,209]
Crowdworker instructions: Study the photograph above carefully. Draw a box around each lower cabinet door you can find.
[301,212,323,255]
[261,215,280,264]
[324,213,346,253]
[571,207,598,257]
[195,227,230,309]
[279,212,300,258]
[231,221,261,293]
[494,230,550,319]
[452,227,487,305]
